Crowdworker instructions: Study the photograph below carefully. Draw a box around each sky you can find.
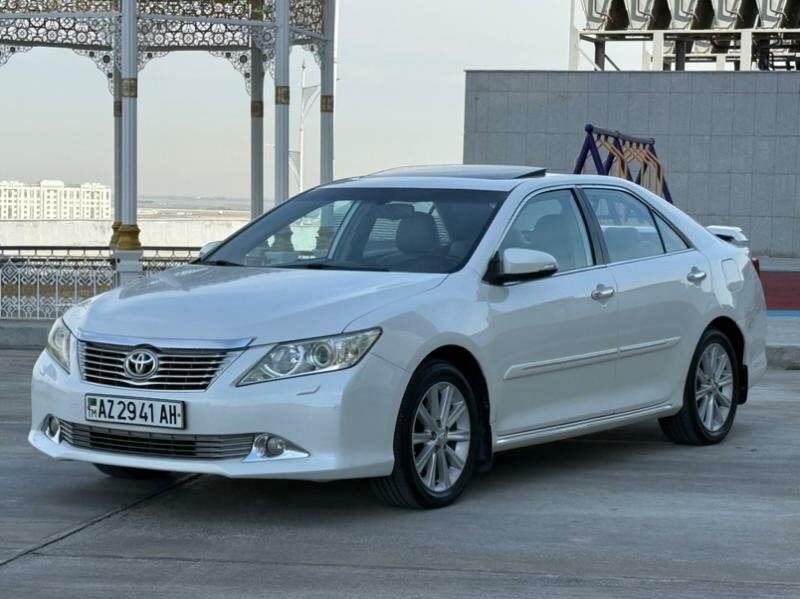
[0,1,639,200]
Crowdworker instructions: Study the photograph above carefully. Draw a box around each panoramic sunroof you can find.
[367,165,547,180]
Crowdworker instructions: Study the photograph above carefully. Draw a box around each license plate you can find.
[85,396,185,430]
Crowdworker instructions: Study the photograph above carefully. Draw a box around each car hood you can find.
[64,264,446,347]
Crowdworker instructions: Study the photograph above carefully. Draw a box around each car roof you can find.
[328,169,641,194]
[366,164,547,180]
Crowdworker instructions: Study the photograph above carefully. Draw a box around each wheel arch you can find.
[419,345,493,465]
[705,316,748,404]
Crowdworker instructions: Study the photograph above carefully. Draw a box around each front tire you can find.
[93,463,172,479]
[659,328,740,445]
[371,360,479,509]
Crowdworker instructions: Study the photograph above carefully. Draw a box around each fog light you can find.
[245,434,307,463]
[253,434,270,457]
[45,416,61,442]
[252,434,286,458]
[266,436,286,457]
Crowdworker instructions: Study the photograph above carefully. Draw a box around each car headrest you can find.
[448,240,471,258]
[534,214,569,235]
[528,213,577,270]
[603,226,642,261]
[396,213,439,254]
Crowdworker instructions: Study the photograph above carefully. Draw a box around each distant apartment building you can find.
[0,180,112,220]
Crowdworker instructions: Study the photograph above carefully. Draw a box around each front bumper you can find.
[29,347,409,480]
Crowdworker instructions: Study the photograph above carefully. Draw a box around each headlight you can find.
[237,328,381,385]
[46,317,72,373]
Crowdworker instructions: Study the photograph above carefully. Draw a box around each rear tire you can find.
[371,360,479,509]
[93,463,172,479]
[659,328,740,445]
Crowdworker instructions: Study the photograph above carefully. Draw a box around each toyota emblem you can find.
[123,348,159,380]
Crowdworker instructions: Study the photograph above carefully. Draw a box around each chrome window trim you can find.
[76,330,254,351]
[576,184,696,252]
[591,247,698,269]
[490,183,698,278]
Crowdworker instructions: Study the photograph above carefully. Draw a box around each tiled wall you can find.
[464,70,800,257]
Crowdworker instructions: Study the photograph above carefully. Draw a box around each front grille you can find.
[60,421,254,460]
[79,341,237,391]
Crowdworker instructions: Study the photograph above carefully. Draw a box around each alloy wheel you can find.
[412,382,471,493]
[694,342,734,433]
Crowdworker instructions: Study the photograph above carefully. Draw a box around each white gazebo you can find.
[0,0,337,279]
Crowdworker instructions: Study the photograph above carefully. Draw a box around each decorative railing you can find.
[141,247,200,276]
[0,246,199,320]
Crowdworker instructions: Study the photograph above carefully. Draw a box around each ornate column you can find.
[250,0,265,219]
[110,66,122,246]
[316,0,337,251]
[319,0,336,185]
[274,0,291,205]
[116,0,143,282]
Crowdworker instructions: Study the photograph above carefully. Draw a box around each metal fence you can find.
[0,246,199,320]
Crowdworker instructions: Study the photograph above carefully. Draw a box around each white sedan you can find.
[30,166,767,509]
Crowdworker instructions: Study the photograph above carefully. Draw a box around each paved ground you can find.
[1,349,799,598]
[768,316,800,348]
[767,317,800,369]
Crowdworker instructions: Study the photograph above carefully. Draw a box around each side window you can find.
[499,189,594,272]
[583,189,664,263]
[654,213,689,253]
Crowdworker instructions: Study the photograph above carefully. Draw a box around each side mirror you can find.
[198,240,222,260]
[487,248,559,284]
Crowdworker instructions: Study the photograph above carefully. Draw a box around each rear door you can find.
[485,188,620,435]
[580,186,716,411]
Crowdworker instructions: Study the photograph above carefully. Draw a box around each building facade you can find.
[0,180,112,221]
[463,70,800,258]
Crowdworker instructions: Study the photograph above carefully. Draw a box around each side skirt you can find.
[493,402,675,452]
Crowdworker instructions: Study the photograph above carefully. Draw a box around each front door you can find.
[485,188,620,436]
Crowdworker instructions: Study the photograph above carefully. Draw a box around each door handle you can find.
[591,284,615,301]
[687,267,707,284]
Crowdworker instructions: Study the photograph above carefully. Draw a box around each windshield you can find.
[204,187,507,274]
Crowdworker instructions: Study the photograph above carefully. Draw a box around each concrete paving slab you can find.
[3,553,800,599]
[0,351,179,564]
[0,349,799,597]
[26,394,800,588]
[0,320,50,350]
